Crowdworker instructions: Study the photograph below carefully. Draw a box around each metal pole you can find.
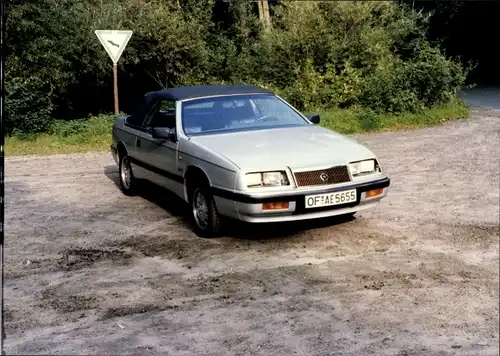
[113,63,119,114]
[0,0,6,350]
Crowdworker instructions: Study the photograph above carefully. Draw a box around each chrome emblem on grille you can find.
[319,172,329,182]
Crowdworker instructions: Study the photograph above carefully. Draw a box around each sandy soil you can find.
[3,111,499,355]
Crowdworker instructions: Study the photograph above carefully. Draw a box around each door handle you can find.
[137,139,141,148]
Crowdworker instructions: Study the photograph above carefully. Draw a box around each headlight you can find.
[245,171,289,187]
[349,159,379,176]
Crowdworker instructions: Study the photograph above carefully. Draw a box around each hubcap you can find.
[121,157,132,189]
[193,189,209,229]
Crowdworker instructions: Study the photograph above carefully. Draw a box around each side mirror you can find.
[309,113,320,124]
[152,127,176,141]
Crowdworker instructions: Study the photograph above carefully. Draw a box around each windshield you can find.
[181,94,309,136]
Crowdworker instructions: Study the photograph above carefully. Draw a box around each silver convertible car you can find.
[111,85,390,237]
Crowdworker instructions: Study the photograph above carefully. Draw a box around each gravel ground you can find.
[3,111,499,355]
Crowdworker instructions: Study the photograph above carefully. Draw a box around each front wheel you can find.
[190,186,221,238]
[119,155,138,196]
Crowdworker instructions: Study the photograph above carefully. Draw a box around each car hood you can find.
[189,126,377,170]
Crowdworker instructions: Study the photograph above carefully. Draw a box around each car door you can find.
[134,98,183,197]
[122,96,157,177]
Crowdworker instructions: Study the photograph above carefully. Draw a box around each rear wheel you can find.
[190,185,221,238]
[119,155,138,196]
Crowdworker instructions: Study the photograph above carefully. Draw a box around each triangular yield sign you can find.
[95,30,133,64]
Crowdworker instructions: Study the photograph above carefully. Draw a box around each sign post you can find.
[113,63,119,114]
[94,30,133,114]
[0,0,5,352]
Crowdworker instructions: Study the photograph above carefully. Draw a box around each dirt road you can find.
[4,111,499,355]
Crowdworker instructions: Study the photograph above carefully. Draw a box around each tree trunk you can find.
[257,0,271,28]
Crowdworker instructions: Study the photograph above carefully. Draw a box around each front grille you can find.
[293,166,351,187]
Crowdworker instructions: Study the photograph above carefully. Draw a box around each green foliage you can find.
[6,114,118,156]
[246,1,467,112]
[6,0,468,135]
[47,115,117,140]
[306,97,468,135]
[357,109,380,131]
[5,73,55,135]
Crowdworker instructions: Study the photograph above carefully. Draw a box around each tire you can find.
[189,185,221,238]
[119,154,138,196]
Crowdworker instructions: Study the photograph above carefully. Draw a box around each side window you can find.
[142,99,177,132]
[126,97,154,128]
[126,113,144,128]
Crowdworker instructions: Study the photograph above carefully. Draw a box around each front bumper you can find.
[212,176,390,223]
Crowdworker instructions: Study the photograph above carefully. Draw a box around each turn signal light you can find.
[366,188,384,198]
[262,202,289,210]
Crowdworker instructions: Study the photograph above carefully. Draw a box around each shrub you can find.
[240,1,466,112]
[6,0,467,134]
[5,75,55,135]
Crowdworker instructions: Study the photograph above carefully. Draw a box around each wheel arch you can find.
[116,141,129,158]
[184,165,212,202]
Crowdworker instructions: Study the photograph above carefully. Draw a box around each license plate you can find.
[305,189,357,208]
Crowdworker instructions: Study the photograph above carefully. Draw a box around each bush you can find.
[5,0,467,135]
[46,115,117,143]
[5,76,55,135]
[245,1,467,112]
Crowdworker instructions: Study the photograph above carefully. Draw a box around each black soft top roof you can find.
[144,85,273,101]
